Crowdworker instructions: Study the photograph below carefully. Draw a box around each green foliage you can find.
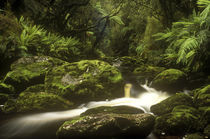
[0,15,81,62]
[0,13,23,63]
[154,0,210,71]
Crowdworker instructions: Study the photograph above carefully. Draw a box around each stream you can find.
[0,84,169,139]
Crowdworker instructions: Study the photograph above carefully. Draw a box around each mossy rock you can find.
[56,113,154,139]
[194,85,210,107]
[150,93,193,116]
[152,69,187,93]
[154,105,201,136]
[81,105,144,116]
[3,56,66,93]
[0,93,9,104]
[45,60,124,104]
[133,65,165,83]
[22,84,45,93]
[0,82,15,94]
[204,124,210,137]
[3,92,73,114]
[118,56,144,73]
[185,133,204,139]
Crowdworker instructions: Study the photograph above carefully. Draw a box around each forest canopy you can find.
[0,0,209,74]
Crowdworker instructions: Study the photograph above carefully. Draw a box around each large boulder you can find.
[194,85,210,107]
[151,69,187,92]
[118,56,144,73]
[81,105,144,116]
[133,65,165,83]
[56,113,154,139]
[2,91,73,114]
[150,93,193,116]
[45,60,124,104]
[3,56,66,93]
[154,105,201,136]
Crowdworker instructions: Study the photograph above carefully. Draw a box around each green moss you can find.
[150,93,193,115]
[108,72,122,83]
[4,56,66,93]
[154,105,201,136]
[0,82,15,94]
[134,65,165,83]
[45,60,124,104]
[3,92,73,113]
[23,84,45,93]
[118,56,144,73]
[65,117,86,125]
[57,113,154,138]
[172,105,200,120]
[154,69,186,84]
[152,69,187,92]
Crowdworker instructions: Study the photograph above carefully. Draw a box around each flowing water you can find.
[0,84,169,139]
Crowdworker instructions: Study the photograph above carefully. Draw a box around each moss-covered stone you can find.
[81,105,144,116]
[0,93,9,104]
[150,93,193,115]
[56,113,154,139]
[3,56,66,93]
[45,60,124,104]
[0,82,15,94]
[22,84,45,93]
[194,85,210,107]
[3,92,73,113]
[118,56,144,73]
[152,69,187,93]
[204,124,210,137]
[154,105,201,136]
[133,65,165,83]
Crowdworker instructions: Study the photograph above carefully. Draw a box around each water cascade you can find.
[0,83,169,139]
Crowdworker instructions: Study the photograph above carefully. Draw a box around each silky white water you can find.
[0,83,169,138]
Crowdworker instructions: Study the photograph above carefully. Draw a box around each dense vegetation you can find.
[0,0,209,73]
[0,0,210,138]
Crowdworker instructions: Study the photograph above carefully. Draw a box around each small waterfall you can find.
[0,83,169,139]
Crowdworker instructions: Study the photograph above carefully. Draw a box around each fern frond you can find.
[197,0,210,7]
[177,37,199,64]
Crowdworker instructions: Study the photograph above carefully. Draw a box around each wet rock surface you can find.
[57,113,155,139]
